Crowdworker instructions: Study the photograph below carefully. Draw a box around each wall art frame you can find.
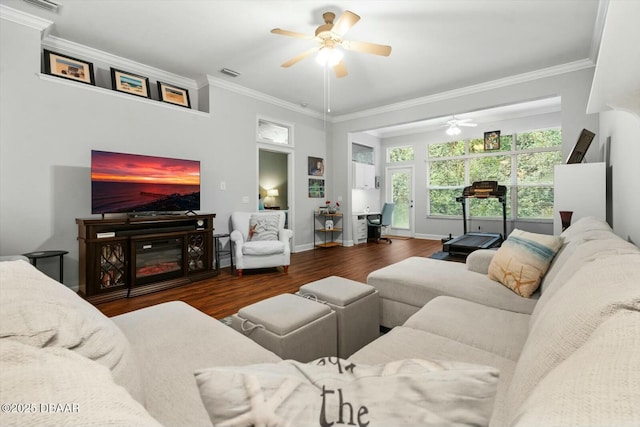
[157,81,191,108]
[309,178,325,198]
[110,68,151,98]
[484,130,501,151]
[43,49,95,86]
[308,156,325,176]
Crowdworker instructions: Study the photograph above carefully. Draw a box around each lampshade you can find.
[446,126,461,136]
[267,188,279,197]
[315,47,344,67]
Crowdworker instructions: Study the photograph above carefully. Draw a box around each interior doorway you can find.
[258,147,294,240]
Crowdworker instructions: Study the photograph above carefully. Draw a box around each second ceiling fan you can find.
[271,10,392,78]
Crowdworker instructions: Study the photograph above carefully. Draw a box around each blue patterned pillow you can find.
[488,229,563,298]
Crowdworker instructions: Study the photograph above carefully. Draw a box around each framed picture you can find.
[309,178,325,198]
[484,130,501,151]
[566,128,596,164]
[157,81,191,108]
[110,68,151,98]
[43,49,95,85]
[308,156,325,176]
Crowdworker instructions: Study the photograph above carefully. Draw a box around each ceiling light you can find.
[446,126,461,136]
[315,47,344,67]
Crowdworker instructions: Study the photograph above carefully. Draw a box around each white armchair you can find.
[230,211,293,277]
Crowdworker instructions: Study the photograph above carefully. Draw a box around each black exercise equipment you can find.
[443,181,507,257]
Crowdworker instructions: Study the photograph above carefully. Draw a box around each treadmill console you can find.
[462,180,506,198]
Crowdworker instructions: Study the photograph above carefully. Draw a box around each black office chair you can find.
[367,203,395,244]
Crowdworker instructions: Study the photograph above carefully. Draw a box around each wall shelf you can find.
[39,73,210,117]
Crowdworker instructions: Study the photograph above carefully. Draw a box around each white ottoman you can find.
[299,276,379,358]
[231,293,337,362]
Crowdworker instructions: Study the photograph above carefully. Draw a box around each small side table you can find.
[22,250,68,283]
[213,233,234,274]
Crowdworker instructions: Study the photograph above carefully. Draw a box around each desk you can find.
[352,212,380,244]
[22,250,68,283]
[213,233,234,274]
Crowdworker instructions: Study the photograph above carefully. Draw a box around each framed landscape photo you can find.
[110,68,151,98]
[309,178,325,198]
[157,81,191,108]
[43,49,95,85]
[484,130,501,151]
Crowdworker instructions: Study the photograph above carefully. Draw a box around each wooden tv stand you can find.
[76,214,216,303]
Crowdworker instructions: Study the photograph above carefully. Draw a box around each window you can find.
[257,118,293,146]
[388,146,414,162]
[427,128,561,219]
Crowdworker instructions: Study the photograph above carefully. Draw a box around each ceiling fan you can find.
[271,10,392,78]
[443,116,478,135]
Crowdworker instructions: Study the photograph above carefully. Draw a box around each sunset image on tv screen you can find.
[91,150,200,214]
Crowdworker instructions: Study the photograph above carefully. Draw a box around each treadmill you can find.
[443,180,507,257]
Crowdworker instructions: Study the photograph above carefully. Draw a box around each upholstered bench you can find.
[231,293,337,362]
[299,276,379,358]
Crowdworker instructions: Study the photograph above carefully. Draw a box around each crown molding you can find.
[0,4,53,32]
[332,59,595,123]
[42,35,199,90]
[206,75,324,120]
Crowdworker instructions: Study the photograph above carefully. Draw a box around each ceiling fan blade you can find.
[341,39,392,56]
[281,46,319,68]
[271,28,314,39]
[333,60,348,78]
[331,11,360,37]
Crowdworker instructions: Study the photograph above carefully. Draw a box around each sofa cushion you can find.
[509,309,640,426]
[488,229,563,298]
[404,296,530,361]
[112,301,281,427]
[242,240,285,255]
[249,213,280,241]
[0,339,161,426]
[367,257,538,315]
[350,326,516,427]
[195,357,499,427]
[505,251,640,421]
[0,260,145,404]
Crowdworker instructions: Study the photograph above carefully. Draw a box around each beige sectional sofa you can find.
[1,217,638,426]
[357,216,640,426]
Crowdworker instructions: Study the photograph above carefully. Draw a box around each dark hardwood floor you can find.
[96,238,442,319]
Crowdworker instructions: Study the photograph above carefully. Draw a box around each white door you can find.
[386,166,414,237]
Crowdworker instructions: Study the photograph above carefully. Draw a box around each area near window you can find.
[427,128,562,220]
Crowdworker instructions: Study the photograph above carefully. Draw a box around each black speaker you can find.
[375,176,380,189]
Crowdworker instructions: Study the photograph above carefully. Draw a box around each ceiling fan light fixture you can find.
[446,126,461,136]
[315,47,343,67]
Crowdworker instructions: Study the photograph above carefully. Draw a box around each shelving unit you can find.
[314,212,344,248]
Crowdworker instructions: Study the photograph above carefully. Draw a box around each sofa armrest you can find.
[466,249,497,275]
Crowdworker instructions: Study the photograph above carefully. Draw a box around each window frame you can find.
[426,127,561,221]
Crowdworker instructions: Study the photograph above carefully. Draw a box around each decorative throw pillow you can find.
[195,357,499,427]
[0,339,161,426]
[0,260,145,404]
[249,214,280,241]
[488,229,564,298]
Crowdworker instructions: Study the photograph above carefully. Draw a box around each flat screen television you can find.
[91,150,200,214]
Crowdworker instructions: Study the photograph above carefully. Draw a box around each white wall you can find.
[598,110,640,244]
[0,18,327,289]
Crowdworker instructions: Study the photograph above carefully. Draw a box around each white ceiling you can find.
[2,0,603,118]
